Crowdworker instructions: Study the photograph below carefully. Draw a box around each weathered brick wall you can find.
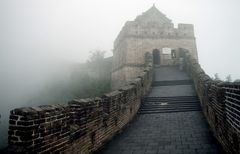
[8,63,153,154]
[185,54,240,154]
[8,105,71,153]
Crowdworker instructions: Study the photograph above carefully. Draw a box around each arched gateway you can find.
[111,5,198,89]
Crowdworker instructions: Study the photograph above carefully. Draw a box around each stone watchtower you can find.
[111,5,198,89]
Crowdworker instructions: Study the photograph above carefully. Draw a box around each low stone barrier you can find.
[185,54,240,154]
[8,63,152,154]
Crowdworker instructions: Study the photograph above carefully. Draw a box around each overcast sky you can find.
[1,0,240,79]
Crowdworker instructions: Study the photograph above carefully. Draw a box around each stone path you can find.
[97,66,223,154]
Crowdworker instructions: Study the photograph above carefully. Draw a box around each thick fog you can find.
[0,0,240,148]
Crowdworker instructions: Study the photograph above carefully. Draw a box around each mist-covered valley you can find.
[0,50,111,149]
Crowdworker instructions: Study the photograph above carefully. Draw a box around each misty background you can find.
[0,0,240,149]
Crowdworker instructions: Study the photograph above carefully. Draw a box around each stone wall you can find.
[8,62,153,154]
[185,54,240,154]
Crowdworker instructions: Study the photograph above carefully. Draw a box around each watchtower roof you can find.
[135,4,172,24]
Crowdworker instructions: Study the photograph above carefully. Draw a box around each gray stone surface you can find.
[98,67,223,154]
[98,112,221,154]
[149,85,196,97]
[154,66,190,82]
[150,66,196,97]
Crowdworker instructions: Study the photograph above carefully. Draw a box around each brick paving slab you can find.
[97,112,222,154]
[148,85,197,97]
[154,66,190,81]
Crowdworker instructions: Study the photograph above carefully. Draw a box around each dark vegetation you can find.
[70,50,112,98]
[0,50,112,150]
[28,50,112,105]
[213,73,240,82]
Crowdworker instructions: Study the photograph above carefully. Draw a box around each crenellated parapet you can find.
[8,105,71,153]
[114,22,195,48]
[7,61,153,154]
[185,53,240,154]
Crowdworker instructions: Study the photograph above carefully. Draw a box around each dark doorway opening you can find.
[179,48,189,58]
[152,49,160,65]
[171,50,176,59]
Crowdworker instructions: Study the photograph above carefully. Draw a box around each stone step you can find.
[143,96,199,102]
[140,105,201,110]
[143,100,199,104]
[141,102,200,109]
[140,106,201,111]
[139,96,201,114]
[138,108,201,114]
[152,80,193,86]
[141,103,200,108]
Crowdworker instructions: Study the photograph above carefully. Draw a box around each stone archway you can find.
[152,49,160,65]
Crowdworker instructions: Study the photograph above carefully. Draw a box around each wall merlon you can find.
[119,85,135,92]
[178,23,194,28]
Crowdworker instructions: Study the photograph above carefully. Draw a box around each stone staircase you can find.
[139,67,201,114]
[139,95,201,114]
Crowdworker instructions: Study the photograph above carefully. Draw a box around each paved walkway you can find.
[97,66,223,154]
